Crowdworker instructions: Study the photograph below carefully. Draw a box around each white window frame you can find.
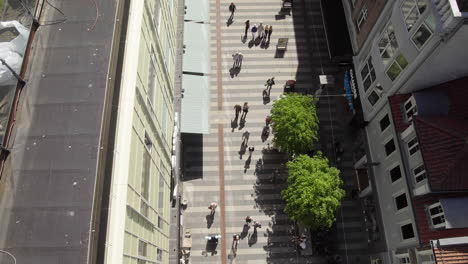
[361,56,376,92]
[400,0,428,31]
[411,22,433,50]
[396,253,411,264]
[417,249,436,264]
[413,163,427,183]
[357,6,368,30]
[378,23,399,66]
[386,53,409,81]
[404,96,417,121]
[428,202,446,229]
[407,136,420,156]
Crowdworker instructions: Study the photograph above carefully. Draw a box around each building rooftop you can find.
[432,236,468,264]
[0,1,119,263]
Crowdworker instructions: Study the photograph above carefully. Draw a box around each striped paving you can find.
[181,0,369,263]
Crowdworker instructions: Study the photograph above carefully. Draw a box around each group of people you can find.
[232,52,244,68]
[234,102,249,120]
[245,21,273,42]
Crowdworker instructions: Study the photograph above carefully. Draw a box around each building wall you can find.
[105,0,177,263]
[342,0,388,53]
[352,0,468,123]
[365,103,419,252]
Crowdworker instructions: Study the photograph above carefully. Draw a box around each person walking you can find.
[232,52,239,68]
[248,146,255,153]
[229,2,236,18]
[251,24,257,40]
[258,23,264,39]
[208,202,217,214]
[242,130,250,145]
[265,77,275,91]
[245,216,253,225]
[265,115,272,126]
[232,234,240,249]
[234,104,242,118]
[244,20,250,36]
[263,25,269,40]
[236,52,243,68]
[241,102,249,119]
[267,25,273,42]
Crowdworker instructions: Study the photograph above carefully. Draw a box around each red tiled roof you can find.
[413,194,468,245]
[434,244,468,264]
[388,94,411,133]
[414,116,468,191]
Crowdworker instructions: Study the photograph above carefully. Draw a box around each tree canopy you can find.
[281,153,345,230]
[270,93,319,155]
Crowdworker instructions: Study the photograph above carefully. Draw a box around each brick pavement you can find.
[179,0,371,263]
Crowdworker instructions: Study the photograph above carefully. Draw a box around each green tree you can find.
[281,153,345,230]
[270,93,319,155]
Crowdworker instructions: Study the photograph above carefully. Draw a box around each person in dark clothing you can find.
[229,3,236,17]
[234,104,242,118]
[244,20,250,36]
[241,102,249,119]
[265,77,275,91]
[267,25,273,42]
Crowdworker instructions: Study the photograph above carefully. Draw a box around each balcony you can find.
[432,0,468,35]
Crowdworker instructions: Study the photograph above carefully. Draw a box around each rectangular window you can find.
[144,132,153,151]
[414,164,427,182]
[141,149,151,200]
[154,0,162,33]
[157,248,163,261]
[379,114,390,131]
[137,260,146,264]
[401,223,415,239]
[412,23,432,49]
[407,137,420,155]
[386,54,408,81]
[401,0,427,31]
[379,23,399,66]
[140,199,149,218]
[367,90,380,106]
[398,256,411,264]
[395,193,408,210]
[158,215,163,229]
[138,240,148,257]
[404,97,417,121]
[385,138,396,156]
[148,52,156,106]
[159,163,166,212]
[390,165,402,182]
[361,56,376,92]
[428,203,446,228]
[356,6,368,30]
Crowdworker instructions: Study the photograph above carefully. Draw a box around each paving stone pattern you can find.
[179,0,370,263]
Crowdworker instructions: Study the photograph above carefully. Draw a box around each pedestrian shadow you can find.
[239,117,246,129]
[248,228,258,247]
[226,16,234,27]
[241,35,248,43]
[239,142,247,159]
[206,213,214,228]
[261,126,270,142]
[244,153,252,173]
[261,39,270,49]
[254,37,262,46]
[229,67,240,78]
[263,93,271,104]
[231,118,238,132]
[248,39,255,48]
[240,224,250,239]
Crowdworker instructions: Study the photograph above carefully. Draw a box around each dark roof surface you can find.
[0,1,118,263]
[415,116,468,191]
[413,194,468,245]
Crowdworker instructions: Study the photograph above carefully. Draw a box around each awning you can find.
[185,0,210,22]
[181,74,210,134]
[183,22,210,74]
[440,198,468,229]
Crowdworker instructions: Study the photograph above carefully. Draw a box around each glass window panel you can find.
[396,54,409,69]
[412,23,432,49]
[417,0,427,14]
[432,215,445,225]
[401,223,415,239]
[379,115,390,131]
[405,7,419,31]
[363,76,372,92]
[430,205,443,215]
[368,91,380,106]
[361,64,369,80]
[390,166,402,182]
[395,193,408,210]
[385,139,396,156]
[386,61,403,81]
[425,14,436,31]
[370,68,376,82]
